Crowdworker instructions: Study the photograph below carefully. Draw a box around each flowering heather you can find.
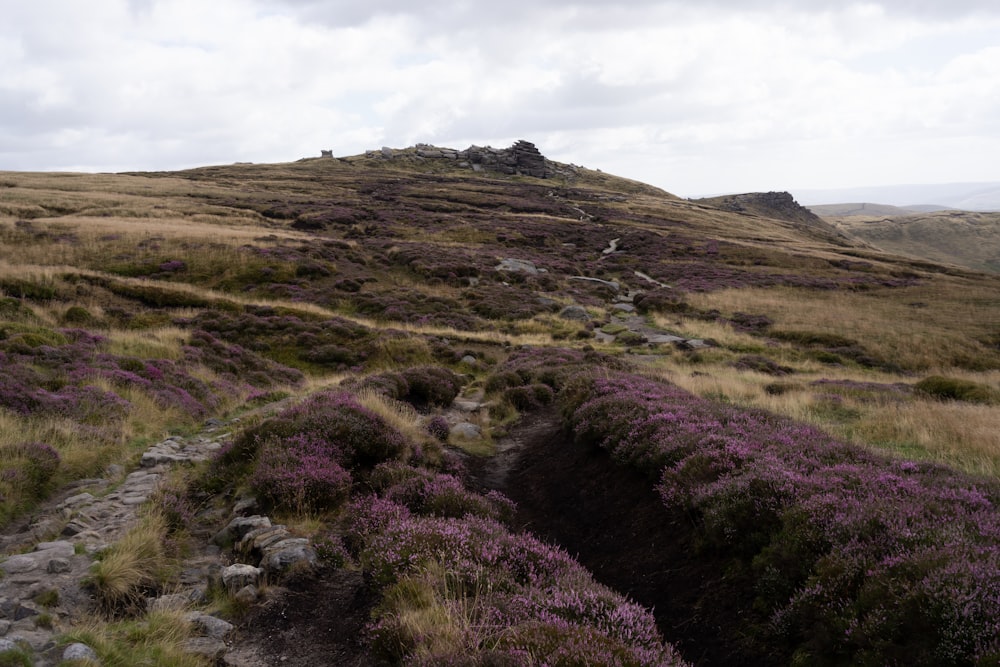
[350,366,462,408]
[348,495,685,665]
[560,371,1000,664]
[218,390,408,484]
[250,433,353,513]
[425,415,450,443]
[370,462,515,523]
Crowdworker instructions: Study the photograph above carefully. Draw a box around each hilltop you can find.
[1,143,999,666]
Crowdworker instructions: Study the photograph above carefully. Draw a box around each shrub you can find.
[0,442,60,501]
[425,416,450,443]
[503,383,554,411]
[219,390,408,486]
[250,433,353,513]
[399,366,463,407]
[560,371,1000,665]
[914,375,999,405]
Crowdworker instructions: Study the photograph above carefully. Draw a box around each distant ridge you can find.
[794,182,1000,211]
[809,202,955,218]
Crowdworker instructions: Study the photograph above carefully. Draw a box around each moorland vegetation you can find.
[0,146,999,665]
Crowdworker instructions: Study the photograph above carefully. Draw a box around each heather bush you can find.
[503,383,555,411]
[370,462,515,523]
[399,366,463,407]
[561,371,1000,665]
[250,433,353,513]
[350,366,462,408]
[0,442,60,501]
[349,493,686,665]
[216,390,408,493]
[425,415,450,442]
[914,375,999,405]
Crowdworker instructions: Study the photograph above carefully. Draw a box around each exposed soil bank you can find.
[229,568,379,667]
[468,409,779,667]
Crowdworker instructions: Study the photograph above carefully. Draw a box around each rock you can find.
[452,398,482,413]
[232,496,259,516]
[612,303,636,313]
[63,642,99,662]
[148,593,196,612]
[450,422,482,439]
[569,276,620,292]
[184,637,228,661]
[459,354,478,366]
[381,146,394,158]
[0,620,10,635]
[222,564,263,593]
[559,305,590,321]
[0,638,18,652]
[214,516,271,546]
[46,558,72,574]
[59,493,95,509]
[1,556,37,575]
[495,258,539,275]
[234,585,258,604]
[186,612,234,639]
[262,539,316,574]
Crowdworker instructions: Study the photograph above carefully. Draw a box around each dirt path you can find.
[467,409,778,667]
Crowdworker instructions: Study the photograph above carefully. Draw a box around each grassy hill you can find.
[826,208,1000,273]
[2,148,1000,665]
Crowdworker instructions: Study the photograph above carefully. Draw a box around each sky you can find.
[2,0,1000,198]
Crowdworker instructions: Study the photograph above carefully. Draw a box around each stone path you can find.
[0,420,238,664]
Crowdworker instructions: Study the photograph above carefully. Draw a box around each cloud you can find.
[1,0,998,195]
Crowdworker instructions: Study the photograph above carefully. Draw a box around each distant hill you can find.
[794,182,1000,211]
[831,210,1000,272]
[693,191,848,244]
[809,202,954,217]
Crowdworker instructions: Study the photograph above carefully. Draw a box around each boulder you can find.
[559,306,591,321]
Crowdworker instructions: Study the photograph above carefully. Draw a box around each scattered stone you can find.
[261,539,316,574]
[0,638,21,653]
[214,516,272,546]
[1,556,37,575]
[184,637,228,661]
[62,642,99,662]
[148,593,196,613]
[450,422,482,439]
[459,355,478,367]
[186,612,234,639]
[46,559,71,574]
[59,493,95,509]
[231,497,259,517]
[495,258,539,275]
[558,305,590,321]
[569,276,620,292]
[234,585,258,605]
[612,303,636,313]
[222,564,263,593]
[453,398,483,413]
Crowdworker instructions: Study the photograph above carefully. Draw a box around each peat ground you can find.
[467,409,780,667]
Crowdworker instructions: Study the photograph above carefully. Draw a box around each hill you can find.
[808,202,954,217]
[829,209,1000,273]
[794,181,1000,211]
[1,144,999,666]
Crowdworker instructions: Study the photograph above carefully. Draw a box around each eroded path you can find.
[467,409,775,667]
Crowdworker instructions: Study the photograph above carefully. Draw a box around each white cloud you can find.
[0,0,998,195]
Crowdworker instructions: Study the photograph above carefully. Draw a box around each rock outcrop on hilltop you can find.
[696,191,822,225]
[365,140,568,179]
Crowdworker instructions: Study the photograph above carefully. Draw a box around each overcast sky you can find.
[2,1,999,197]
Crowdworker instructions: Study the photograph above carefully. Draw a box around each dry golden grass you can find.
[685,282,1000,370]
[88,511,171,613]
